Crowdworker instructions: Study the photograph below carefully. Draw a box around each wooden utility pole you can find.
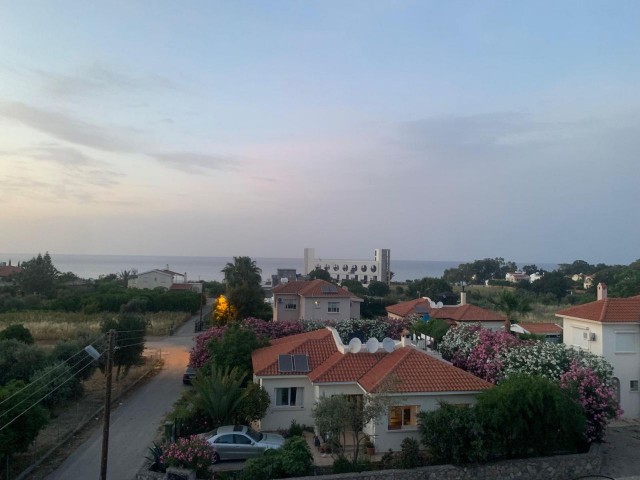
[100,329,117,480]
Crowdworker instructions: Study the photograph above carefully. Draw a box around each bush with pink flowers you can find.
[465,329,521,383]
[161,435,217,478]
[560,361,622,442]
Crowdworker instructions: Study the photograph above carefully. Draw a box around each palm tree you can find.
[192,365,248,427]
[221,256,262,288]
[491,290,532,333]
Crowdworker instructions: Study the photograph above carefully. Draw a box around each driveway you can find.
[45,308,208,480]
[600,419,640,479]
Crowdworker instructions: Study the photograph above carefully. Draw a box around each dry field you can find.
[0,310,190,341]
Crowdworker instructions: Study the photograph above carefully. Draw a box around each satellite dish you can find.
[348,337,362,353]
[436,301,443,308]
[429,301,436,308]
[366,338,379,353]
[382,337,395,353]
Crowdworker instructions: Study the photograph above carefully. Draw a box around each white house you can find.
[304,248,391,286]
[251,328,492,451]
[271,279,363,322]
[505,271,530,283]
[128,269,180,290]
[385,294,506,332]
[556,283,640,418]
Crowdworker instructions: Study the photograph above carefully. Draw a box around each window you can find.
[275,387,304,407]
[631,380,639,392]
[328,302,339,313]
[616,332,637,353]
[284,300,297,310]
[214,434,235,444]
[234,434,252,445]
[388,405,419,430]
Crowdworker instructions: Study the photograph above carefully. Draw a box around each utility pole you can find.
[100,329,117,480]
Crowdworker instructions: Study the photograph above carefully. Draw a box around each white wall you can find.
[371,393,479,452]
[258,377,315,431]
[300,297,353,321]
[128,271,173,290]
[273,294,301,322]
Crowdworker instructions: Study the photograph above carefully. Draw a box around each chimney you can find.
[184,272,188,282]
[597,283,608,301]
[460,291,467,306]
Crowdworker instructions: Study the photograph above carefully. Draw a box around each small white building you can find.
[272,279,362,322]
[128,268,202,292]
[252,328,491,451]
[556,283,640,418]
[304,248,391,286]
[505,271,530,283]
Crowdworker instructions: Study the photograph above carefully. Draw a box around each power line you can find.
[0,347,105,419]
[0,360,97,433]
[115,341,146,350]
[0,332,106,408]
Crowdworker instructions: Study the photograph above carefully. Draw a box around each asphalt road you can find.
[45,309,208,480]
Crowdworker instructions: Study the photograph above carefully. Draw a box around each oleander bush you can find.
[161,435,217,478]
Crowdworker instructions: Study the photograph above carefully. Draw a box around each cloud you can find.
[151,152,241,174]
[34,64,178,97]
[0,101,143,152]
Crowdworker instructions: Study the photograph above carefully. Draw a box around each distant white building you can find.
[128,268,202,293]
[529,272,544,282]
[505,271,530,283]
[303,248,391,286]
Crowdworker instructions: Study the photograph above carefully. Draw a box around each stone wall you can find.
[286,444,602,480]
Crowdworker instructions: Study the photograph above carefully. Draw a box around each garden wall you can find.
[285,443,602,480]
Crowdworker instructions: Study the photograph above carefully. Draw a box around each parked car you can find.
[203,425,285,463]
[182,366,197,385]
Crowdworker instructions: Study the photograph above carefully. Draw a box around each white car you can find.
[204,425,285,463]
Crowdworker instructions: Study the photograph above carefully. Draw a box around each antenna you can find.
[366,338,379,353]
[348,337,362,353]
[382,337,395,353]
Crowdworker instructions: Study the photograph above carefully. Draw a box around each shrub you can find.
[0,339,48,385]
[161,435,217,478]
[241,449,283,480]
[560,361,621,442]
[332,455,354,473]
[465,329,520,383]
[0,324,34,344]
[419,402,488,465]
[398,437,422,469]
[476,375,587,458]
[241,436,312,480]
[288,419,304,437]
[439,323,482,369]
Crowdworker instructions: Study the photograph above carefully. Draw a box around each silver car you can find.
[204,425,285,463]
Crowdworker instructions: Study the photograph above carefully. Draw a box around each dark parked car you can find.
[182,366,196,385]
[203,425,285,463]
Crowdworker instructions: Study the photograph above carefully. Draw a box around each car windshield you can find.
[246,427,263,442]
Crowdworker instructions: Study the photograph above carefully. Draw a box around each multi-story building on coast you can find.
[303,248,391,286]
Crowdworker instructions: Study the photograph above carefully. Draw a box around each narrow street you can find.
[44,308,208,480]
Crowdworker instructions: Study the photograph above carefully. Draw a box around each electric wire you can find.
[0,332,106,408]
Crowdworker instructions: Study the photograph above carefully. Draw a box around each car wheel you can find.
[212,452,220,464]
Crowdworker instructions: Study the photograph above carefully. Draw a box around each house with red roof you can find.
[386,294,506,331]
[251,327,492,451]
[128,268,203,293]
[556,283,640,418]
[271,279,363,322]
[0,264,22,286]
[510,322,563,343]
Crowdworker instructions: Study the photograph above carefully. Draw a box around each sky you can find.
[1,1,639,264]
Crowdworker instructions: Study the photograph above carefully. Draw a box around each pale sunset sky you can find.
[1,1,639,264]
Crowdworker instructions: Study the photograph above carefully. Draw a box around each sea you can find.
[0,253,559,283]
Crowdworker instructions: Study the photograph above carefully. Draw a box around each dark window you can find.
[215,434,235,444]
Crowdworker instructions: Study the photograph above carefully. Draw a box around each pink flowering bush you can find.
[465,329,521,383]
[161,435,217,478]
[190,326,227,368]
[439,323,482,370]
[560,361,622,442]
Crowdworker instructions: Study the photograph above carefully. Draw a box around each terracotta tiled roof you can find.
[358,348,492,393]
[518,322,563,335]
[272,279,360,299]
[252,329,338,376]
[556,296,640,323]
[253,328,492,394]
[169,283,192,290]
[386,298,505,322]
[0,266,22,278]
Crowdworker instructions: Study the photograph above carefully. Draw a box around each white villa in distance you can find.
[556,283,640,418]
[128,267,203,293]
[304,248,391,286]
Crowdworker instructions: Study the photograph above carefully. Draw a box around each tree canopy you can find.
[18,252,59,296]
[221,257,267,320]
[443,258,517,284]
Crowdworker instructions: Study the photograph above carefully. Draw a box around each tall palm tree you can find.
[221,256,262,288]
[490,290,532,333]
[192,365,248,427]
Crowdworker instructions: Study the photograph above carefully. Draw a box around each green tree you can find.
[236,381,271,424]
[192,365,248,427]
[340,279,367,297]
[203,280,226,298]
[222,256,266,319]
[413,318,450,348]
[50,340,97,381]
[0,324,34,344]
[406,277,453,303]
[207,322,268,377]
[0,380,49,462]
[101,313,146,380]
[29,361,83,409]
[367,281,390,297]
[558,260,598,276]
[490,290,532,333]
[476,375,586,458]
[526,271,571,301]
[308,268,333,282]
[18,252,59,296]
[0,339,48,385]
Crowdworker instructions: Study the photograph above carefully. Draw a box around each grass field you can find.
[0,310,190,341]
